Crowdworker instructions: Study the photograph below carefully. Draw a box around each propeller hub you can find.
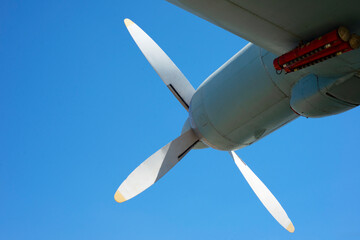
[181,118,208,149]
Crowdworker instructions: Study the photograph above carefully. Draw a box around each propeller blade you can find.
[124,18,196,110]
[229,151,294,233]
[124,19,195,111]
[114,129,199,203]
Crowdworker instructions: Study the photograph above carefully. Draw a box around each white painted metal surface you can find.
[115,129,198,203]
[124,19,195,110]
[229,151,294,232]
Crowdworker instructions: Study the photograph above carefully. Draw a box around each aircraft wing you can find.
[167,0,360,56]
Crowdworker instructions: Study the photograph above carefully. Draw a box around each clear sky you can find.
[1,1,360,239]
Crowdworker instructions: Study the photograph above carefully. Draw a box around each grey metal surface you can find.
[181,118,208,149]
[188,43,359,150]
[189,44,299,151]
[327,74,360,105]
[290,74,357,117]
[167,0,360,55]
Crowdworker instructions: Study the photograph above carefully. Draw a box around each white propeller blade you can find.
[114,130,199,203]
[124,18,196,110]
[229,151,294,233]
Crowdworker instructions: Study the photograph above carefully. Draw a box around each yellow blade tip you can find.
[114,190,127,203]
[286,222,295,233]
[124,18,134,27]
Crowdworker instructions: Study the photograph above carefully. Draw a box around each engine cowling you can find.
[188,44,297,151]
[290,74,359,118]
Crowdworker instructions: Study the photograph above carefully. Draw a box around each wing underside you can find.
[167,0,360,56]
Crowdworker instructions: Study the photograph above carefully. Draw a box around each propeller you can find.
[116,18,295,233]
[229,151,295,233]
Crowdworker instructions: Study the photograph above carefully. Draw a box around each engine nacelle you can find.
[187,43,359,151]
[290,74,359,118]
[188,44,297,151]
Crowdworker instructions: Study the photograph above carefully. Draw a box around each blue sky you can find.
[1,1,360,239]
